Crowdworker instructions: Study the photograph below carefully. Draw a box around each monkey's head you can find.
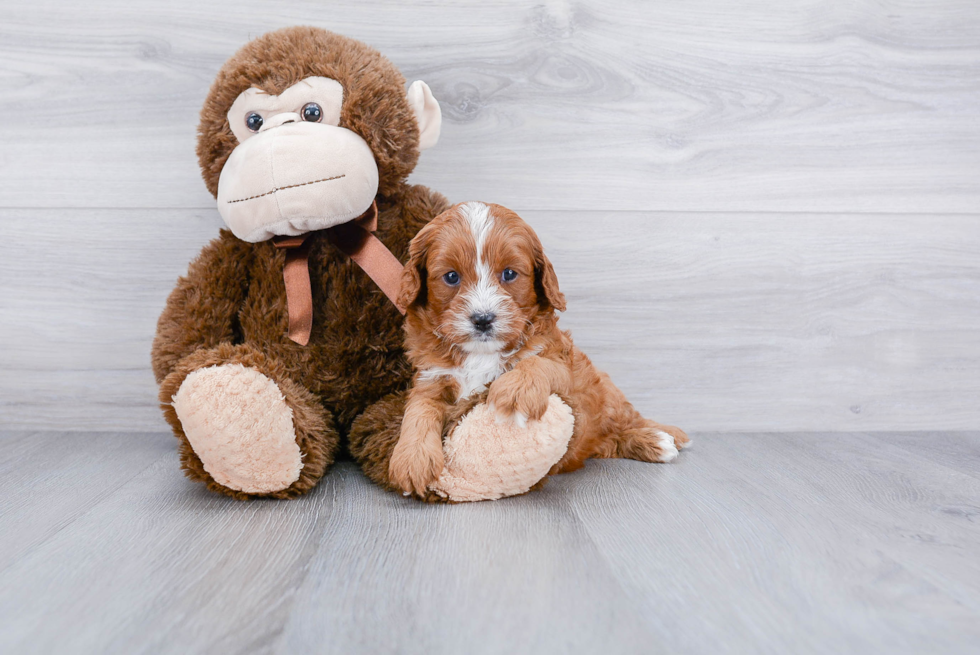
[197,27,441,243]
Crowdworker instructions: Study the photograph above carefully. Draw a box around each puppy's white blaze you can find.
[654,430,679,462]
[458,201,509,320]
[459,201,493,262]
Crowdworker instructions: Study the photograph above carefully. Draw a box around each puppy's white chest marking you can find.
[419,352,508,400]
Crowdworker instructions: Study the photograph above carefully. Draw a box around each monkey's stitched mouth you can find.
[227,174,346,204]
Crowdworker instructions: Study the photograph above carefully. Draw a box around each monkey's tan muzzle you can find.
[216,121,379,243]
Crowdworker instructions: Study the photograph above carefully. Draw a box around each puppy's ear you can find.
[533,238,566,312]
[399,222,436,309]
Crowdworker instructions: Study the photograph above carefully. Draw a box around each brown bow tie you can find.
[272,200,405,345]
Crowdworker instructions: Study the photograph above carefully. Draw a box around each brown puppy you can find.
[388,201,690,496]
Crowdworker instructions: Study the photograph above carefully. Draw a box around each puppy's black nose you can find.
[471,312,496,333]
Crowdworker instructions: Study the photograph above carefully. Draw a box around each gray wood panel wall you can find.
[1,0,978,432]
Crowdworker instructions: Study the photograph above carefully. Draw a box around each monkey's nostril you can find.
[471,312,496,333]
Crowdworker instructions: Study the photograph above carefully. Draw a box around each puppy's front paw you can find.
[487,370,550,425]
[389,433,445,497]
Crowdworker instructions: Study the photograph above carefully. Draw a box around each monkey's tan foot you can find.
[172,363,303,494]
[431,395,575,502]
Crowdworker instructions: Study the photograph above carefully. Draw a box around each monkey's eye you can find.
[245,112,263,132]
[501,268,518,283]
[301,103,323,122]
[443,271,460,286]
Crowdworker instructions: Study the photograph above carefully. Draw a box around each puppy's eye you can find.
[442,271,460,286]
[245,112,264,132]
[302,103,323,122]
[501,268,518,283]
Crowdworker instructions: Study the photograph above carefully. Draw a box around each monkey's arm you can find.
[151,229,253,383]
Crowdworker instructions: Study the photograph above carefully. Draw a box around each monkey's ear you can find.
[399,222,436,309]
[533,240,567,313]
[407,81,442,151]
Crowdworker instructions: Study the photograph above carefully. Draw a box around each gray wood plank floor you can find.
[1,430,978,654]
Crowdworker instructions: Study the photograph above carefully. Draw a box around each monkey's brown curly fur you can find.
[151,27,449,499]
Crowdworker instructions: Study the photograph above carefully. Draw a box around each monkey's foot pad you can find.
[173,363,303,493]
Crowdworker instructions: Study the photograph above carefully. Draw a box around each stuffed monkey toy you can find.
[151,27,449,499]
